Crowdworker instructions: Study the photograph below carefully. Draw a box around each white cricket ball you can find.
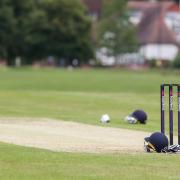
[100,114,110,123]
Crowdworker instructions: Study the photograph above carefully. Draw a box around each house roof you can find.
[138,4,178,45]
[83,0,179,17]
[168,3,180,12]
[82,0,102,15]
[128,1,174,11]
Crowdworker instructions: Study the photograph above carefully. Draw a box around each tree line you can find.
[0,0,93,65]
[0,0,138,66]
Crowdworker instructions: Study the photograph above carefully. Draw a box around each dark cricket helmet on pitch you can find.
[131,109,147,124]
[144,132,168,153]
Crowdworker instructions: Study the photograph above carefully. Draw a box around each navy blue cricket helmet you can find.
[131,109,147,124]
[144,132,168,153]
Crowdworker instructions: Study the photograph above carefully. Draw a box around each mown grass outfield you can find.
[1,67,180,179]
[1,143,180,180]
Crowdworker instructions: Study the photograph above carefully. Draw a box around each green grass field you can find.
[1,143,180,180]
[1,67,180,179]
[0,67,179,132]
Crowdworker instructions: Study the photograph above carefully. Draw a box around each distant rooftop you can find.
[82,0,102,19]
[138,4,178,45]
[83,0,179,19]
[128,1,175,11]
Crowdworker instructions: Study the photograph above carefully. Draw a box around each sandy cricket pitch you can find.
[0,118,150,153]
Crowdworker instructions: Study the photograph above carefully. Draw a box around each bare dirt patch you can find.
[0,118,150,153]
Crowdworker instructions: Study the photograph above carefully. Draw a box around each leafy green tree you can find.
[98,0,138,57]
[7,0,39,65]
[0,0,42,65]
[0,0,94,65]
[37,0,94,64]
[0,0,15,59]
[173,53,180,68]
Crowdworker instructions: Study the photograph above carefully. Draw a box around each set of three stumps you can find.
[160,84,180,145]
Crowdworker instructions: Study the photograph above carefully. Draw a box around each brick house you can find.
[83,0,180,65]
[128,1,180,62]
